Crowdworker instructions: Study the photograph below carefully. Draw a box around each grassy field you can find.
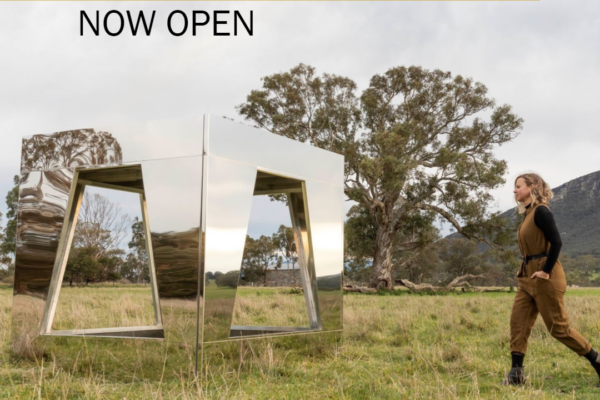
[3,284,600,399]
[52,284,157,330]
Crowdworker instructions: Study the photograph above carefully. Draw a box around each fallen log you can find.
[447,274,485,288]
[396,279,436,291]
[395,274,486,292]
[472,286,512,292]
[343,285,378,293]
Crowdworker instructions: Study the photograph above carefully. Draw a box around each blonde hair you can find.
[514,173,553,214]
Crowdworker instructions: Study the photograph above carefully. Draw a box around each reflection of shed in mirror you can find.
[229,171,321,338]
[39,165,164,339]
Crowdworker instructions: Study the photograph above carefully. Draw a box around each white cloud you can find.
[2,0,600,231]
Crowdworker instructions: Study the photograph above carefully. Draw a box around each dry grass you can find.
[52,285,156,330]
[231,287,310,327]
[3,285,600,398]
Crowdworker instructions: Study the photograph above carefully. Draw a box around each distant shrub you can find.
[216,271,240,288]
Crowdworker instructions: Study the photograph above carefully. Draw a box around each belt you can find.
[522,252,548,263]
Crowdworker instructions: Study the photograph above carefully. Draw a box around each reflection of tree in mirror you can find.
[272,225,299,286]
[215,271,240,288]
[124,217,149,284]
[151,228,199,298]
[21,129,123,173]
[240,235,279,285]
[237,225,299,287]
[14,129,125,293]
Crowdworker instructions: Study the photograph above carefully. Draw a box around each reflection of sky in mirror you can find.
[140,157,202,233]
[247,195,291,239]
[100,118,203,164]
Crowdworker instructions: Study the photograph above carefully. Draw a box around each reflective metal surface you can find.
[21,118,204,171]
[229,183,313,333]
[12,167,74,349]
[34,166,161,338]
[304,180,344,331]
[141,156,202,347]
[20,130,123,173]
[12,115,343,375]
[200,118,343,343]
[201,155,257,343]
[288,189,320,329]
[209,117,343,186]
[13,123,205,348]
[38,165,164,339]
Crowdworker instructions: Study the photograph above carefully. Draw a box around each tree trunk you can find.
[136,259,142,284]
[369,226,396,290]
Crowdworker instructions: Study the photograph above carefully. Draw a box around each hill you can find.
[449,170,600,257]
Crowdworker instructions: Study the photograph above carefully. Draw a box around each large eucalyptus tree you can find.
[238,64,522,289]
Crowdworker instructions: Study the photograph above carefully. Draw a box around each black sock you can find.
[584,348,600,380]
[511,352,524,368]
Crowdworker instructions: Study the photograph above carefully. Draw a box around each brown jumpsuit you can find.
[510,203,592,356]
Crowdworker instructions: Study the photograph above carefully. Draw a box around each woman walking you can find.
[505,173,600,386]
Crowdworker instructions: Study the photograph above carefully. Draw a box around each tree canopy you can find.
[0,175,19,270]
[238,64,523,288]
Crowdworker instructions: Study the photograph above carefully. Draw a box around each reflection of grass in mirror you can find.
[203,283,239,340]
[52,285,156,330]
[231,287,310,327]
[204,284,237,300]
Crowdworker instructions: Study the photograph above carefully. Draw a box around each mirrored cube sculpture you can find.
[12,115,344,372]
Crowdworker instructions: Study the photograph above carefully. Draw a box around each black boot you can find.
[502,367,526,386]
[502,352,526,386]
[583,348,600,387]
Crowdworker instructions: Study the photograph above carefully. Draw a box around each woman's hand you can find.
[531,271,550,280]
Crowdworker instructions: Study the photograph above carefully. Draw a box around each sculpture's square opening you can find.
[229,171,319,337]
[39,165,163,339]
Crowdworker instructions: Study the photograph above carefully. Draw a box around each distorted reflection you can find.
[14,169,73,298]
[303,180,344,331]
[201,156,256,342]
[13,129,128,346]
[140,157,202,346]
[15,128,125,299]
[12,116,343,376]
[21,129,122,173]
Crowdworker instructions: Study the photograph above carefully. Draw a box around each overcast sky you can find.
[1,1,600,237]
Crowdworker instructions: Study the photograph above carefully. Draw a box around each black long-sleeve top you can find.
[525,203,562,273]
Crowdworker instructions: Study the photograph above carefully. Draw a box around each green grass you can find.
[3,285,600,398]
[204,285,238,301]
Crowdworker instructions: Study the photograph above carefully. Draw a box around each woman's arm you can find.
[534,205,562,274]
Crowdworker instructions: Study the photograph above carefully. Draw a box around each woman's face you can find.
[513,177,532,203]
